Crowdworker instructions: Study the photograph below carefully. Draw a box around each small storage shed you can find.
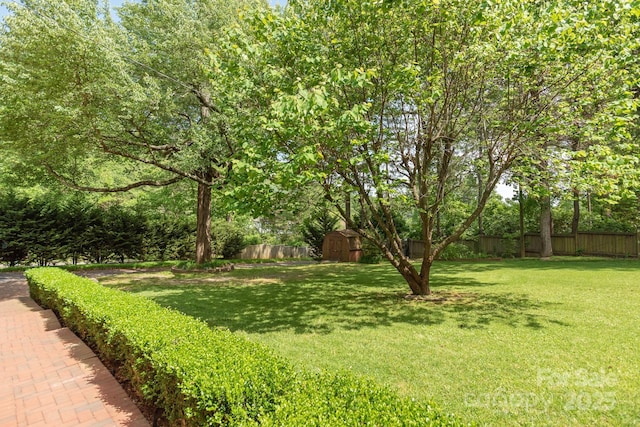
[322,229,363,262]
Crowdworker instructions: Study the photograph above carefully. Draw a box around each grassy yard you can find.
[98,259,640,426]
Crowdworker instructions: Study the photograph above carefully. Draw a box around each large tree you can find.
[237,0,639,294]
[510,38,640,258]
[0,0,264,263]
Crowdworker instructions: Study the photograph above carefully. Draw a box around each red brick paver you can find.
[0,273,150,427]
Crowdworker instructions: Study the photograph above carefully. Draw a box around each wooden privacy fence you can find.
[233,244,311,260]
[404,239,478,259]
[406,232,640,258]
[481,232,639,258]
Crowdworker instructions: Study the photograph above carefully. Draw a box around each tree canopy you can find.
[0,0,267,263]
[228,0,640,294]
[1,0,638,294]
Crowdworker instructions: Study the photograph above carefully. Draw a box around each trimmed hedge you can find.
[26,268,464,427]
[260,372,459,427]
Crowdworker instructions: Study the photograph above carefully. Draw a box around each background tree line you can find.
[0,191,190,266]
[1,0,638,293]
[0,191,260,266]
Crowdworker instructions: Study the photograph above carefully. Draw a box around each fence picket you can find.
[234,244,311,260]
[405,232,639,259]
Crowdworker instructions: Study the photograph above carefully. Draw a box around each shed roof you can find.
[328,229,360,238]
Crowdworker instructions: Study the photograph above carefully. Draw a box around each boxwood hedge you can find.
[26,267,464,427]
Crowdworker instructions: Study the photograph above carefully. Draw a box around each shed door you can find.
[323,236,340,261]
[328,237,342,261]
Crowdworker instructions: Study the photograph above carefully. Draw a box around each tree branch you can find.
[97,141,216,186]
[105,135,182,154]
[45,164,183,193]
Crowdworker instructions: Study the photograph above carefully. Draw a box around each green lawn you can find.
[99,259,640,426]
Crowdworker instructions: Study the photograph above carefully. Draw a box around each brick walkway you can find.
[0,272,150,427]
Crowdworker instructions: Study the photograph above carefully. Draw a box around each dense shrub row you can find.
[26,268,463,427]
[0,193,247,266]
[0,193,186,266]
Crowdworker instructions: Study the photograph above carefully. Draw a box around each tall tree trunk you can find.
[570,138,581,242]
[538,136,553,258]
[477,171,484,236]
[540,194,553,258]
[345,192,351,229]
[571,189,580,255]
[518,186,526,258]
[195,177,212,264]
[571,190,580,235]
[586,192,592,228]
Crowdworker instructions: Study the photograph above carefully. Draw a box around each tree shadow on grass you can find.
[116,264,568,334]
[431,258,640,273]
[423,291,569,330]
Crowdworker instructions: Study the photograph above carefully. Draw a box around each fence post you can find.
[637,230,640,259]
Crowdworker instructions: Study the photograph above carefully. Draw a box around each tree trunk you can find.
[477,171,484,236]
[571,189,580,255]
[571,189,580,236]
[383,249,433,295]
[540,194,553,258]
[400,257,432,295]
[518,186,526,258]
[195,179,212,264]
[570,138,581,238]
[345,192,351,227]
[398,264,431,295]
[194,88,215,265]
[416,260,432,295]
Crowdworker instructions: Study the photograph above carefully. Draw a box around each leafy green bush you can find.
[437,242,475,260]
[234,258,313,264]
[173,260,232,271]
[358,252,384,264]
[26,267,292,426]
[0,193,29,266]
[301,208,338,260]
[26,268,462,427]
[212,220,247,259]
[143,217,196,261]
[359,239,384,264]
[0,193,158,266]
[261,372,461,427]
